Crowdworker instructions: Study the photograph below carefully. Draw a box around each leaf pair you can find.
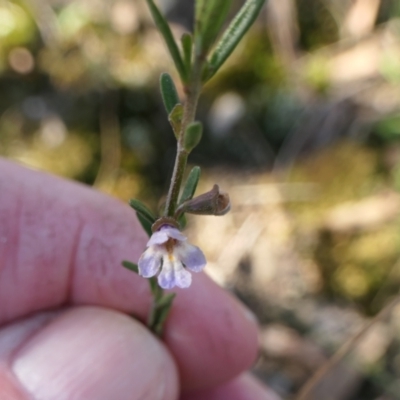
[127,165,200,233]
[147,0,265,85]
[123,198,173,338]
[199,0,266,81]
[160,73,182,139]
[145,0,192,83]
[148,292,176,336]
[160,73,203,151]
[128,199,156,236]
[147,272,175,337]
[195,0,233,57]
[122,260,175,337]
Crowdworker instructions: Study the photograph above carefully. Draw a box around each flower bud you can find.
[176,184,231,217]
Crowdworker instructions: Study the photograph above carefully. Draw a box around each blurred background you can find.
[2,0,400,398]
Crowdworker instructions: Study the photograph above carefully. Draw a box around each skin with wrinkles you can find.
[0,159,279,399]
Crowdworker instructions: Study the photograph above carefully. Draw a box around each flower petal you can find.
[147,225,186,246]
[158,256,192,289]
[175,242,206,272]
[161,225,186,241]
[138,246,162,277]
[147,230,169,246]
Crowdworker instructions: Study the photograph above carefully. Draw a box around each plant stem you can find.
[164,60,203,217]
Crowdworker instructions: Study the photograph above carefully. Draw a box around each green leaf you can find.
[121,260,139,273]
[152,293,176,336]
[160,73,180,114]
[149,277,163,302]
[184,121,203,152]
[145,0,187,82]
[129,199,156,224]
[178,213,187,229]
[180,166,201,204]
[181,33,193,72]
[205,0,266,80]
[136,212,153,237]
[195,0,232,56]
[168,103,184,138]
[156,292,176,308]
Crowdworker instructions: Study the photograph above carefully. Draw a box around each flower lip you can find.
[147,224,186,246]
[138,224,207,289]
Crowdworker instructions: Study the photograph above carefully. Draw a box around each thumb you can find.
[0,307,179,400]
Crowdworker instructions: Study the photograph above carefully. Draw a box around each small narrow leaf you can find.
[149,277,163,302]
[156,292,176,308]
[122,260,139,273]
[145,0,187,82]
[168,103,184,138]
[152,293,176,336]
[184,121,203,152]
[178,213,187,229]
[195,0,232,56]
[206,0,266,80]
[180,166,201,204]
[181,33,193,72]
[136,212,153,237]
[129,199,156,224]
[160,73,180,114]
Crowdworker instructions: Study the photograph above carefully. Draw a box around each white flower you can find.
[138,225,206,289]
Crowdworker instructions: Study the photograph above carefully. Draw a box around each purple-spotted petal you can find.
[175,242,207,272]
[138,247,162,278]
[158,256,192,289]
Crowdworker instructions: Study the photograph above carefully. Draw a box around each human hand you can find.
[0,159,279,400]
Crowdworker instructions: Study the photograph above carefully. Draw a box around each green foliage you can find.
[374,114,400,142]
[178,213,187,229]
[145,0,187,82]
[0,3,35,47]
[160,72,180,114]
[148,293,176,336]
[149,276,163,302]
[184,121,203,152]
[129,199,155,236]
[181,33,193,72]
[195,0,232,56]
[123,257,176,338]
[136,212,153,236]
[297,0,338,50]
[168,104,184,138]
[129,199,156,224]
[180,166,201,204]
[121,260,139,273]
[205,0,266,81]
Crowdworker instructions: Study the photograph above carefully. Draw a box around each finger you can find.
[0,306,179,400]
[164,274,258,391]
[180,373,281,400]
[0,159,259,391]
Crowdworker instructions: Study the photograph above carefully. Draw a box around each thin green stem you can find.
[164,60,203,217]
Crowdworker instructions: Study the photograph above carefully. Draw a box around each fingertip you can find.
[0,160,260,395]
[9,307,179,400]
[164,273,259,391]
